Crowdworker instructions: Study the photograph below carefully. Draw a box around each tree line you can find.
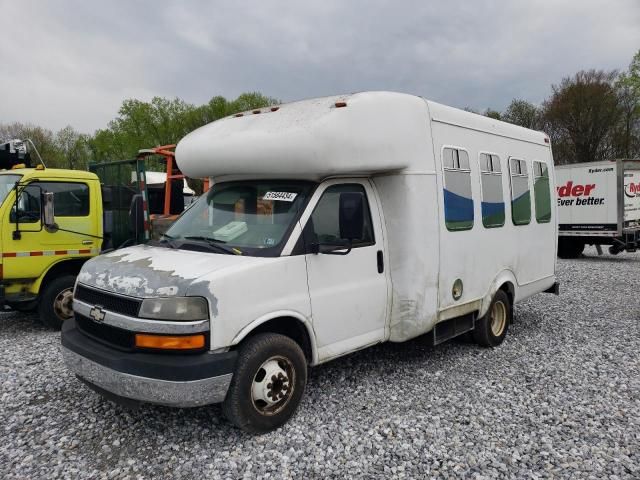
[0,92,277,171]
[1,50,639,169]
[473,50,640,165]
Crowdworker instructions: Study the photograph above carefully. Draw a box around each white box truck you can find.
[60,92,558,432]
[555,160,640,257]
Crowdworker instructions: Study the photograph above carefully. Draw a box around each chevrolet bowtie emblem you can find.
[89,305,106,323]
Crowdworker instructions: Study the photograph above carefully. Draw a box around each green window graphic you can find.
[533,161,552,223]
[509,158,531,225]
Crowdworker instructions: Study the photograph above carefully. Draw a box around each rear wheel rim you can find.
[251,356,295,416]
[53,288,74,321]
[490,300,507,337]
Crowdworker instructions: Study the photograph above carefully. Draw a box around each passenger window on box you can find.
[479,153,505,228]
[443,147,473,231]
[509,158,531,225]
[533,161,552,223]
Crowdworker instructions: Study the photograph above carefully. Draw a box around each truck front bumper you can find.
[61,319,237,407]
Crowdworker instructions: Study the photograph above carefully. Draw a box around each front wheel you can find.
[223,333,307,433]
[38,274,76,330]
[473,290,511,347]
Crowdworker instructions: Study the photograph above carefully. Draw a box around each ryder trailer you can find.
[555,159,640,257]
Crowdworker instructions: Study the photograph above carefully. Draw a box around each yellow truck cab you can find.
[0,167,103,328]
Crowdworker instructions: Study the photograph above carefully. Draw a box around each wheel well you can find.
[498,282,515,320]
[41,259,87,291]
[242,317,313,362]
[498,282,514,305]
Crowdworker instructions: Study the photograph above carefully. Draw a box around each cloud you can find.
[1,0,638,133]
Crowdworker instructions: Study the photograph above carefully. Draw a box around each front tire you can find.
[223,333,307,433]
[473,290,511,347]
[38,274,76,330]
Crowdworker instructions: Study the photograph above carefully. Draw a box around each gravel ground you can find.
[1,247,639,479]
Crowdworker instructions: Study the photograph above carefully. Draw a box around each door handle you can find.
[377,250,384,274]
[82,240,93,245]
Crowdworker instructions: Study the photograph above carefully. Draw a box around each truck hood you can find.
[77,244,266,298]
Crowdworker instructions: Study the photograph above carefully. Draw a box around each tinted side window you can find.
[533,161,552,223]
[13,185,41,223]
[39,182,90,216]
[443,147,473,231]
[307,184,374,247]
[509,158,531,225]
[479,153,505,228]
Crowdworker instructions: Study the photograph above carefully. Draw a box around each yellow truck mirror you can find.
[43,191,57,232]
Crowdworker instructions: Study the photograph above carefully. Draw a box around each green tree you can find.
[88,92,278,163]
[56,125,91,170]
[484,109,502,120]
[542,70,621,164]
[613,50,640,158]
[502,99,542,129]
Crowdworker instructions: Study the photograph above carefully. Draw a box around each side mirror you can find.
[339,192,365,241]
[43,191,57,231]
[129,194,145,243]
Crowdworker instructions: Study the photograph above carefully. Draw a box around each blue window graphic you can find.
[443,148,473,231]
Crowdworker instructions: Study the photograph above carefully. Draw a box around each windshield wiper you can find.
[182,236,241,255]
[157,233,177,248]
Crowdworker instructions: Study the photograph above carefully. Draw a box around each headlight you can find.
[139,297,209,321]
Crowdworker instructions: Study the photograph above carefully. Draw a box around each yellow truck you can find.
[0,140,196,328]
[0,166,104,329]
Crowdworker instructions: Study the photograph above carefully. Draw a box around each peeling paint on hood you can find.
[78,244,260,298]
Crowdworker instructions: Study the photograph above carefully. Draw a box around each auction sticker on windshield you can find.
[263,191,298,202]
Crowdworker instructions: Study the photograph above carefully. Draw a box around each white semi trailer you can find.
[61,92,558,432]
[555,160,640,257]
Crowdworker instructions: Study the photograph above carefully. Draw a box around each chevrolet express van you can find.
[61,92,558,432]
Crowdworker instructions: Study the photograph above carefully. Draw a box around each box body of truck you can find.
[61,91,557,432]
[555,160,640,257]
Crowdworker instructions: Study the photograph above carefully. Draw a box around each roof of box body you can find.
[175,91,549,180]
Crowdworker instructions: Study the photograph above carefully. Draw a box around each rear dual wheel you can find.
[473,289,511,347]
[223,333,307,433]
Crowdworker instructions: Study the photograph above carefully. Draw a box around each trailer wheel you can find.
[558,239,584,259]
[223,333,307,433]
[38,275,76,330]
[473,290,511,348]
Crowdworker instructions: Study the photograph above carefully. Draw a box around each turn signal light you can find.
[335,101,347,108]
[135,333,205,350]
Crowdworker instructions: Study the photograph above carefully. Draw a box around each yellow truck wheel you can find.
[7,301,38,313]
[38,274,76,330]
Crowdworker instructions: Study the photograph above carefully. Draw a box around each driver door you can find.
[302,180,390,362]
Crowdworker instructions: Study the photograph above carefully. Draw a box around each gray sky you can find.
[2,0,639,133]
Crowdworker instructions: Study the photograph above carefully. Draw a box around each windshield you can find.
[0,174,21,206]
[165,180,315,256]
